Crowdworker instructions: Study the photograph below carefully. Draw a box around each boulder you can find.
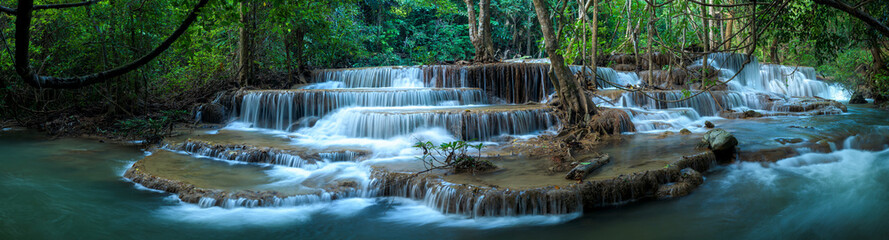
[720,109,764,119]
[701,128,738,152]
[679,128,692,135]
[197,103,226,124]
[849,92,867,104]
[704,121,715,128]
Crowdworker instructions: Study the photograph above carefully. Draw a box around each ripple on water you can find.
[711,148,889,238]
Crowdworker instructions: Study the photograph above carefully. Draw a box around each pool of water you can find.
[3,105,889,239]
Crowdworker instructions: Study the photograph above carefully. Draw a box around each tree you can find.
[3,0,210,89]
[464,0,497,63]
[237,0,255,86]
[531,0,596,125]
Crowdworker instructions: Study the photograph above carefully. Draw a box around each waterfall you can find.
[625,108,702,132]
[312,67,425,88]
[237,89,489,131]
[760,64,847,99]
[301,107,559,141]
[177,140,363,168]
[569,66,642,89]
[614,90,770,116]
[704,53,848,99]
[368,172,582,217]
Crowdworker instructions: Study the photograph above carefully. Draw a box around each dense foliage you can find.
[0,0,887,131]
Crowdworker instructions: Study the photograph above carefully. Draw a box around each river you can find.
[3,102,888,239]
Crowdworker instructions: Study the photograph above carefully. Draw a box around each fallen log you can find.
[565,154,610,180]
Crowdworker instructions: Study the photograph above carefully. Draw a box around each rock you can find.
[656,131,675,139]
[741,110,763,118]
[679,128,692,135]
[701,129,738,152]
[775,138,803,145]
[849,92,867,104]
[875,94,888,105]
[296,116,320,128]
[656,168,704,199]
[197,103,226,124]
[704,121,715,128]
[719,109,765,119]
[771,97,847,113]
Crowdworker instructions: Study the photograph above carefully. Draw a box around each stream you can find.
[2,102,888,239]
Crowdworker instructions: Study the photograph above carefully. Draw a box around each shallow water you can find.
[4,103,889,239]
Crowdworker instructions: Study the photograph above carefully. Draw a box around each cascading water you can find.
[207,63,570,217]
[596,53,850,133]
[169,57,854,220]
[296,106,558,141]
[705,53,848,99]
[237,89,489,131]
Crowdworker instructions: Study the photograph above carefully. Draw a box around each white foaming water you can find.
[704,53,849,100]
[157,202,330,227]
[595,53,851,133]
[377,198,581,229]
[300,81,345,89]
[623,107,704,133]
[313,67,426,88]
[712,147,889,237]
[289,105,557,141]
[291,127,456,158]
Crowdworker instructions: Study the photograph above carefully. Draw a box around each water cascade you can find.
[705,53,848,99]
[237,88,489,131]
[300,106,558,141]
[139,57,852,219]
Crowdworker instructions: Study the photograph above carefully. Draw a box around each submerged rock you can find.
[701,129,738,152]
[719,109,764,119]
[679,128,692,135]
[775,138,804,145]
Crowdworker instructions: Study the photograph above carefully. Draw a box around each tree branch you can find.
[33,0,101,10]
[16,0,210,89]
[0,6,14,15]
[814,0,889,38]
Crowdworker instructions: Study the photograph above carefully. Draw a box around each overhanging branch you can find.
[16,0,210,89]
[33,1,101,10]
[814,0,889,38]
[0,6,14,15]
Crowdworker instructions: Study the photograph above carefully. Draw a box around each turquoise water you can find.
[3,105,889,239]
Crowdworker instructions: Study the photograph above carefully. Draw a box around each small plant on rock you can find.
[413,140,495,175]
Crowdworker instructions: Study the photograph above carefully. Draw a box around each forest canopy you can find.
[0,0,887,128]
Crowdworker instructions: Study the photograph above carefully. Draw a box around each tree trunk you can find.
[464,0,496,63]
[285,31,293,84]
[532,0,596,124]
[238,1,253,87]
[647,2,654,86]
[769,35,780,63]
[591,0,599,89]
[294,28,306,83]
